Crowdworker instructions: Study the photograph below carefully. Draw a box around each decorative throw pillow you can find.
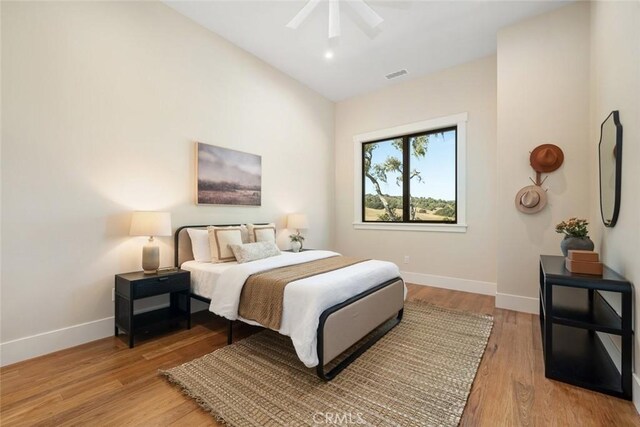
[187,228,211,263]
[239,224,250,244]
[229,242,281,264]
[246,223,276,243]
[207,226,243,263]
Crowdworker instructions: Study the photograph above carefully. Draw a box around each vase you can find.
[560,236,594,257]
[291,241,302,253]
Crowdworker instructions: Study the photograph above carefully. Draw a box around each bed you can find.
[175,224,405,380]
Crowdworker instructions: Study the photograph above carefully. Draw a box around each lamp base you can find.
[142,239,160,275]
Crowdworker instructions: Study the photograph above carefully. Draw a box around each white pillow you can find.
[207,226,244,263]
[187,228,211,262]
[229,242,281,264]
[239,224,250,244]
[246,223,276,243]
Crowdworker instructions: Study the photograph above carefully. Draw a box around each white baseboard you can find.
[495,292,539,314]
[0,302,186,367]
[0,281,555,366]
[634,373,640,414]
[0,316,114,367]
[401,270,496,296]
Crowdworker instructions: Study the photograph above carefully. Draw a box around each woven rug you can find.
[161,301,493,426]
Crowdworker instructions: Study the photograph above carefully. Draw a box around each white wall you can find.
[0,1,334,365]
[589,0,640,409]
[2,0,637,374]
[334,56,497,293]
[0,2,3,350]
[496,2,591,313]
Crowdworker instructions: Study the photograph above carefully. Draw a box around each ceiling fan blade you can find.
[347,0,384,28]
[286,0,322,29]
[328,0,340,39]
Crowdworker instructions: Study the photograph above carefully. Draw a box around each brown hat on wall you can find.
[515,185,547,214]
[530,144,564,173]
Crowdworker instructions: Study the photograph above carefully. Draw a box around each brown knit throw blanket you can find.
[238,256,368,330]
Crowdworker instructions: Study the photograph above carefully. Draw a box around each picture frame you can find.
[196,142,262,206]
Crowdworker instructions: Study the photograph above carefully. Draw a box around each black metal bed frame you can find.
[175,224,404,380]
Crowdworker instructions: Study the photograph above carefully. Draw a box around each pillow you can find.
[187,228,211,263]
[187,225,248,262]
[239,224,250,244]
[207,226,244,263]
[246,223,276,243]
[229,242,281,264]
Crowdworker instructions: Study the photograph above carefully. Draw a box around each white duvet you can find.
[208,250,403,367]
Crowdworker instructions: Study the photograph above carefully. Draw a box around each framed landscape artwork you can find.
[196,142,262,206]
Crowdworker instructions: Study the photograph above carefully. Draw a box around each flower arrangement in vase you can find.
[555,217,594,257]
[289,232,305,253]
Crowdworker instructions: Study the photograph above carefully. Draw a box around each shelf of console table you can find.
[539,255,632,400]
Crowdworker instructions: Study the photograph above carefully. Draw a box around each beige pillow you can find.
[229,242,281,264]
[207,226,243,263]
[239,224,250,244]
[247,223,276,243]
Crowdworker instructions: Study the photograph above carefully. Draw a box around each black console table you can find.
[539,255,632,400]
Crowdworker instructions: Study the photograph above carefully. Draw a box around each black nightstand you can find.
[114,269,191,348]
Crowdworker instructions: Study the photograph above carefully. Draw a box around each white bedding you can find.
[181,260,237,298]
[194,250,403,368]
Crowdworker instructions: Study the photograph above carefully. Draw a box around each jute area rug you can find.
[161,301,493,426]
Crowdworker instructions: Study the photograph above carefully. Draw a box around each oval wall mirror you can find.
[598,110,622,227]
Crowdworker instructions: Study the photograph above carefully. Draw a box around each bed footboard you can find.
[316,277,405,380]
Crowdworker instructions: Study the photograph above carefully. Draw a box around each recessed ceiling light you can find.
[324,50,334,60]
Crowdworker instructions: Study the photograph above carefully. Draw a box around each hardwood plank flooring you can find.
[1,284,638,426]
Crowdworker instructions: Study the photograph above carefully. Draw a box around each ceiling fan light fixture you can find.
[286,0,322,29]
[286,0,383,40]
[328,0,340,39]
[345,0,384,28]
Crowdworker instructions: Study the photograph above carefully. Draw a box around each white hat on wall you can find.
[515,185,547,214]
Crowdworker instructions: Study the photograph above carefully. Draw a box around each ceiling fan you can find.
[286,0,384,39]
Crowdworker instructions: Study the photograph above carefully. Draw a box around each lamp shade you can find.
[287,213,309,230]
[129,211,172,237]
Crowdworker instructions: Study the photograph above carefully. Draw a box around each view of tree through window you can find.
[362,127,457,223]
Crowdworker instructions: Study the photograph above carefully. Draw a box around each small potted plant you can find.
[555,217,594,257]
[289,232,305,253]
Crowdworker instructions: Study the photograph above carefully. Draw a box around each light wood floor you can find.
[1,284,638,426]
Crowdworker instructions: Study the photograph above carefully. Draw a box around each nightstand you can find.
[114,269,191,348]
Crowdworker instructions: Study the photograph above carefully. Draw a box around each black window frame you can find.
[361,125,458,224]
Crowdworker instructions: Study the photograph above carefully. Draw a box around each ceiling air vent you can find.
[385,69,408,80]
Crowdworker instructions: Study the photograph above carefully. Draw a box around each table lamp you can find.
[287,213,309,251]
[130,211,172,274]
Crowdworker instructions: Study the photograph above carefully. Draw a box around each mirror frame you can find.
[598,110,623,227]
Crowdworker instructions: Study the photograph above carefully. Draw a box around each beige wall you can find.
[334,56,497,289]
[589,0,640,401]
[496,2,591,312]
[1,1,334,364]
[2,0,637,373]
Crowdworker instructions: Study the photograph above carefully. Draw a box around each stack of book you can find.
[565,250,603,275]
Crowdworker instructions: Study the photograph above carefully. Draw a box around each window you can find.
[362,126,457,223]
[353,113,467,232]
